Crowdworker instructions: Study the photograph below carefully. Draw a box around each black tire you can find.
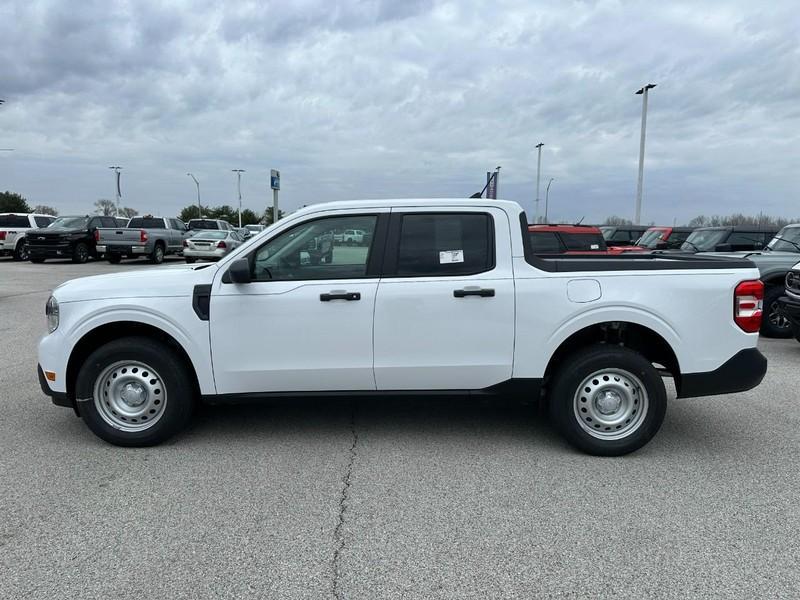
[30,256,46,263]
[548,344,667,456]
[108,254,122,264]
[72,242,89,264]
[74,336,195,446]
[185,257,196,264]
[761,286,792,338]
[13,240,29,261]
[149,243,165,264]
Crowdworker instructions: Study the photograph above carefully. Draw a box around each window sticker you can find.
[439,250,464,264]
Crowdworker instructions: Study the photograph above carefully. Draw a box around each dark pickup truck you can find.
[27,215,127,263]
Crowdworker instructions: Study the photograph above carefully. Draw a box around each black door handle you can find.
[320,291,361,302]
[453,288,495,298]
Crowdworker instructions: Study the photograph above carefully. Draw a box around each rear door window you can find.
[0,215,30,227]
[394,213,493,276]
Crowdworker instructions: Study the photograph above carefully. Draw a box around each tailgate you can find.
[97,228,140,244]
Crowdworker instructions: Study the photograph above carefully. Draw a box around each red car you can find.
[608,226,695,254]
[528,224,609,254]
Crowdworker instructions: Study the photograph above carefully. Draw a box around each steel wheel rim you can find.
[573,368,648,440]
[93,361,167,432]
[769,300,789,329]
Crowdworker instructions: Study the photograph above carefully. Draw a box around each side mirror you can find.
[225,257,252,284]
[655,241,668,250]
[715,243,732,252]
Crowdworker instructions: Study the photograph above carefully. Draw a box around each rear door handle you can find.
[453,288,495,298]
[320,291,361,302]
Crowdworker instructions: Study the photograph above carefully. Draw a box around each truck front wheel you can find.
[548,345,667,456]
[74,336,195,446]
[761,286,792,338]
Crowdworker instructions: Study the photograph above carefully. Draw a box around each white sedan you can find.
[183,230,245,263]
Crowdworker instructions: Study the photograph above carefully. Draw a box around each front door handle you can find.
[453,288,495,298]
[320,291,361,302]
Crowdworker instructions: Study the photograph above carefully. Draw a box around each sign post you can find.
[270,169,280,223]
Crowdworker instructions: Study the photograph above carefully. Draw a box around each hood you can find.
[53,263,218,303]
[27,227,83,235]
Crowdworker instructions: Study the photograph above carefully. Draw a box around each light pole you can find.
[634,83,656,225]
[544,178,554,223]
[187,173,200,218]
[534,142,544,224]
[108,166,122,216]
[231,169,245,227]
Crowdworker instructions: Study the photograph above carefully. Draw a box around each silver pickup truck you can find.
[96,216,190,264]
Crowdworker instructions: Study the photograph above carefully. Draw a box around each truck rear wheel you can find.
[74,336,195,446]
[149,243,165,264]
[762,286,792,338]
[548,344,667,456]
[107,254,122,264]
[72,242,90,264]
[13,240,29,261]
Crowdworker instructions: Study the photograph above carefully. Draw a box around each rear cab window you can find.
[129,217,166,229]
[529,231,563,253]
[0,215,31,227]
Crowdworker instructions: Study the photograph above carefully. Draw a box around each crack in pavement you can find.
[331,402,358,600]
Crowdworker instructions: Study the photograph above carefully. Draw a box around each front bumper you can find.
[678,348,767,399]
[28,243,72,258]
[37,364,72,408]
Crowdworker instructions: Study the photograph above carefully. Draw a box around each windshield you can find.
[189,220,219,230]
[49,216,89,229]
[637,228,669,248]
[767,227,800,252]
[681,229,727,252]
[192,230,227,239]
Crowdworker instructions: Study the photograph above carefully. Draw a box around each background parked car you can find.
[96,216,190,264]
[244,224,265,237]
[26,215,118,263]
[183,229,245,263]
[599,225,649,247]
[528,224,608,254]
[609,226,695,253]
[0,213,56,261]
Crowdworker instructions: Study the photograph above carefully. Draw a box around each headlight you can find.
[45,296,59,333]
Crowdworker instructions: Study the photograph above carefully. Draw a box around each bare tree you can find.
[94,198,116,216]
[33,205,59,216]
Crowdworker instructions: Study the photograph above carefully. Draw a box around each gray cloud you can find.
[0,0,798,223]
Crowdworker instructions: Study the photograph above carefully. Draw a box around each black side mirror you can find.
[225,257,252,284]
[655,241,668,250]
[715,243,732,252]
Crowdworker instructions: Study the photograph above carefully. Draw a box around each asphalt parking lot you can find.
[1,258,798,599]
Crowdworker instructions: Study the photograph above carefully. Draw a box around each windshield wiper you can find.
[682,240,701,252]
[769,236,800,252]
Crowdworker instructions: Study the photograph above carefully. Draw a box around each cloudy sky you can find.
[1,0,798,223]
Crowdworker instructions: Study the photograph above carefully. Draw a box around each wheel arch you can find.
[543,321,682,392]
[66,321,201,404]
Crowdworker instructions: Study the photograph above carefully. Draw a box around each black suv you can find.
[679,226,778,253]
[27,215,125,263]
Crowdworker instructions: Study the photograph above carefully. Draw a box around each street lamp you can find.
[534,142,544,224]
[187,173,200,218]
[634,83,656,224]
[231,169,245,228]
[544,178,554,223]
[108,166,122,217]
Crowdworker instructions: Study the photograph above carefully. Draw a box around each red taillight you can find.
[140,230,148,243]
[217,241,227,249]
[182,239,188,247]
[734,280,763,333]
[0,232,6,240]
[94,229,100,242]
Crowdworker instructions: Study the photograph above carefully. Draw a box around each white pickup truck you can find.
[37,199,767,455]
[0,213,56,260]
